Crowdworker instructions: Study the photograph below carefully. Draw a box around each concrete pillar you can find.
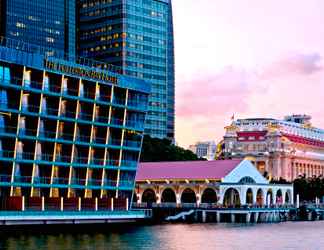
[202,211,206,223]
[252,189,257,205]
[272,191,277,205]
[137,193,141,204]
[176,193,181,206]
[78,197,81,211]
[231,213,235,223]
[41,196,45,211]
[60,197,63,211]
[216,212,220,223]
[254,212,259,223]
[267,194,271,206]
[196,194,201,207]
[246,213,251,223]
[296,194,300,208]
[240,188,246,206]
[22,196,25,211]
[156,193,161,204]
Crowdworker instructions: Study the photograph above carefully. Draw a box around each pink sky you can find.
[173,0,324,147]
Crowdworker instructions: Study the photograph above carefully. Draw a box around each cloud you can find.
[176,67,251,118]
[259,53,323,80]
[176,52,324,147]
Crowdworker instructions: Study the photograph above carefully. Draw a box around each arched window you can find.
[181,188,196,204]
[239,177,256,184]
[201,188,217,204]
[141,189,156,203]
[161,188,176,203]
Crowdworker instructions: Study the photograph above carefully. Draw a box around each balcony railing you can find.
[0,77,148,113]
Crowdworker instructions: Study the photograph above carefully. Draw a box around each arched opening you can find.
[239,176,256,184]
[256,189,264,206]
[266,189,273,206]
[181,188,196,204]
[285,190,291,204]
[246,188,253,205]
[161,188,176,203]
[276,189,283,205]
[141,189,156,204]
[223,188,241,207]
[201,188,217,204]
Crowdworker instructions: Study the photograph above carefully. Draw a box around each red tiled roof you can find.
[283,133,324,148]
[136,160,242,181]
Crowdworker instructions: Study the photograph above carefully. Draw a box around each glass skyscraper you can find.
[0,0,76,57]
[78,0,175,140]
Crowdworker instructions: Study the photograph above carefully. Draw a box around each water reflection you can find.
[1,221,324,250]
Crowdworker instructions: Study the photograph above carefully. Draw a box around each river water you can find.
[1,221,324,250]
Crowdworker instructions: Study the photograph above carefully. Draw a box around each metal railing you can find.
[0,78,148,111]
[0,149,138,169]
[0,174,134,188]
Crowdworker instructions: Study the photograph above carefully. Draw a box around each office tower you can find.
[0,37,150,210]
[78,0,175,140]
[0,0,76,57]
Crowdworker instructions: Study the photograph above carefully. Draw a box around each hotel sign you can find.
[44,59,118,84]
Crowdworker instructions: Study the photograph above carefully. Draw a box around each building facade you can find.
[135,160,293,207]
[0,0,76,58]
[189,141,217,160]
[222,115,324,182]
[77,0,175,140]
[0,38,150,210]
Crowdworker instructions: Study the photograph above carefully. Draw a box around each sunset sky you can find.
[172,0,324,147]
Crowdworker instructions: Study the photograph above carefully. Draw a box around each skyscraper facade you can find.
[78,0,175,140]
[0,0,76,57]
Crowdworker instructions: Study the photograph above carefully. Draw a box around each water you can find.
[1,221,324,250]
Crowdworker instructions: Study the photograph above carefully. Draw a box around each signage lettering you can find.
[44,59,118,84]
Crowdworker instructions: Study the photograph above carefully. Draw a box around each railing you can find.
[0,77,148,112]
[0,149,138,168]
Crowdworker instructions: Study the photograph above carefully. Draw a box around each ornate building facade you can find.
[222,115,324,182]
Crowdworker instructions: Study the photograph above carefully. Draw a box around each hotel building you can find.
[77,0,175,140]
[0,0,76,57]
[222,115,324,182]
[0,38,150,211]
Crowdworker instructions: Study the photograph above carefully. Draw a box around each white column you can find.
[41,196,45,211]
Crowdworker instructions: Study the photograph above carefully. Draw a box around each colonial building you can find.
[222,115,324,181]
[135,159,293,207]
[189,141,217,161]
